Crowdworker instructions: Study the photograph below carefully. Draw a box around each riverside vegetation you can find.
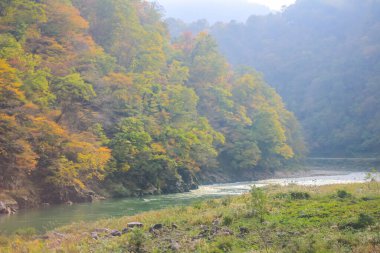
[0,182,379,252]
[0,0,305,210]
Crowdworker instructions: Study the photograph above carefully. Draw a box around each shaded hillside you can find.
[0,0,304,208]
[167,0,380,156]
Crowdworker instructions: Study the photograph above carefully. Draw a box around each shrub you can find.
[341,213,375,230]
[222,215,233,226]
[108,183,131,198]
[217,240,233,252]
[249,186,267,223]
[336,190,351,199]
[128,229,146,252]
[361,196,373,201]
[274,193,289,199]
[290,191,310,200]
[210,236,234,252]
[356,213,375,228]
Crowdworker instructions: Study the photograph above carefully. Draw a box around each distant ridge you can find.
[152,0,272,23]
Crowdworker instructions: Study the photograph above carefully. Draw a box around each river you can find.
[0,167,378,234]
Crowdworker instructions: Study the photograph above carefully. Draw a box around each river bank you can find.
[1,157,378,218]
[1,182,379,252]
[1,169,378,235]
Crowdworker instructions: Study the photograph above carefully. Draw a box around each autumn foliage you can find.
[0,0,305,203]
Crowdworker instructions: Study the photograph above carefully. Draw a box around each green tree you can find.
[110,117,152,171]
[52,73,96,124]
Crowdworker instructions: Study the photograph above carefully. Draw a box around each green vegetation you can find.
[1,182,379,252]
[0,0,305,206]
[167,0,380,156]
[1,1,379,252]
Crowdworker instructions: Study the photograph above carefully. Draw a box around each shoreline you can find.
[1,182,379,252]
[1,169,377,235]
[0,168,374,215]
[2,156,378,214]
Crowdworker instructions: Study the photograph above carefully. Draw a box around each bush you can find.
[341,213,375,230]
[336,190,351,199]
[210,237,234,252]
[129,229,146,252]
[356,213,375,228]
[108,183,131,198]
[274,193,289,199]
[249,186,267,222]
[222,215,233,226]
[361,196,374,201]
[290,191,310,200]
[217,240,233,252]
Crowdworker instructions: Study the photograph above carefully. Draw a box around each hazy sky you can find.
[247,0,296,10]
[151,0,297,23]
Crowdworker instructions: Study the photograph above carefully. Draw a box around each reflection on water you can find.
[0,171,378,234]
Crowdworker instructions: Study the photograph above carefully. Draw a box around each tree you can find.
[52,73,95,125]
[0,0,46,40]
[0,113,38,188]
[110,117,152,171]
[0,59,25,108]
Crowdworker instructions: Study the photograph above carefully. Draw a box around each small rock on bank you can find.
[170,240,180,251]
[91,232,99,240]
[152,224,163,230]
[110,230,122,237]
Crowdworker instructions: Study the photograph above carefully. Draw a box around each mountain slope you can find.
[0,0,304,209]
[167,0,380,156]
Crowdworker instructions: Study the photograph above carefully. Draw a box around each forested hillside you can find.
[167,0,380,156]
[0,0,304,207]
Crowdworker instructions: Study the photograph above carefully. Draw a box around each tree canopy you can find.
[0,0,305,203]
[167,0,380,157]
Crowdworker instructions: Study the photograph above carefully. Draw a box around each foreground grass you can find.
[1,182,379,253]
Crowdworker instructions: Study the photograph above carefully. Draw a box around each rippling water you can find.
[0,170,378,234]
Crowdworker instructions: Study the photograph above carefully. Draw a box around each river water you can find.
[0,169,378,234]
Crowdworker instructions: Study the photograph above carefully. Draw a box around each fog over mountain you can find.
[166,0,380,156]
[151,0,272,23]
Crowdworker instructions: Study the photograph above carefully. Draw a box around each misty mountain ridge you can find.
[166,0,380,156]
[152,0,272,23]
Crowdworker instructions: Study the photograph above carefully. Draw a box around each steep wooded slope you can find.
[167,0,380,156]
[0,0,304,207]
